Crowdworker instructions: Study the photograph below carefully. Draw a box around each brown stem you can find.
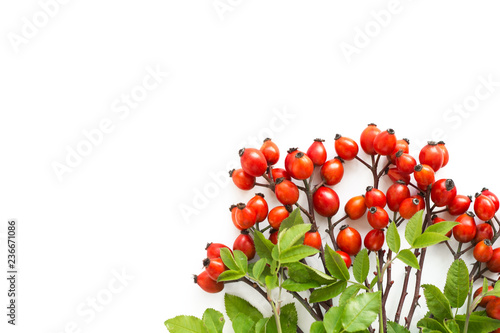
[240,277,269,301]
[394,265,412,323]
[378,250,388,332]
[355,156,372,169]
[405,247,427,329]
[383,250,393,308]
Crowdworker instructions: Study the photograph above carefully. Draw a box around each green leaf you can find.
[387,321,410,333]
[323,306,345,333]
[339,285,362,306]
[220,248,239,272]
[202,309,224,333]
[444,259,469,308]
[279,208,303,233]
[224,294,263,324]
[369,276,378,289]
[279,224,311,252]
[325,244,350,281]
[232,313,255,333]
[254,231,275,262]
[353,248,370,283]
[272,245,280,261]
[443,319,460,333]
[217,270,245,282]
[252,258,267,281]
[310,321,327,333]
[278,303,298,333]
[165,315,208,333]
[387,221,401,253]
[282,279,321,292]
[279,244,319,263]
[412,232,449,249]
[265,274,279,290]
[285,262,334,285]
[233,250,248,273]
[396,249,420,270]
[424,221,459,235]
[405,209,423,247]
[417,317,447,332]
[341,291,381,332]
[254,317,270,333]
[456,313,500,333]
[309,280,347,303]
[422,284,453,321]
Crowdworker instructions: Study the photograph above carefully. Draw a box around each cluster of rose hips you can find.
[195,123,500,320]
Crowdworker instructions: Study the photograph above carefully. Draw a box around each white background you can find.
[1,1,500,332]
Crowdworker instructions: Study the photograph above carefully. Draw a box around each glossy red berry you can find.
[386,181,411,212]
[387,167,411,184]
[203,257,226,281]
[320,157,344,186]
[474,239,493,263]
[247,193,268,223]
[431,215,452,238]
[345,195,367,220]
[230,169,255,190]
[389,138,410,163]
[230,204,244,230]
[290,152,314,180]
[364,229,385,252]
[367,207,390,229]
[260,138,280,165]
[336,250,352,268]
[414,164,435,187]
[395,151,417,174]
[437,141,449,168]
[419,141,444,172]
[284,148,299,177]
[474,286,496,308]
[365,186,387,209]
[399,197,423,220]
[307,139,327,166]
[233,232,256,260]
[268,206,290,229]
[474,193,496,221]
[373,129,397,156]
[313,186,340,217]
[337,225,362,255]
[453,212,477,243]
[269,230,278,245]
[487,248,500,273]
[275,178,299,205]
[431,179,457,207]
[481,188,500,212]
[272,168,291,181]
[474,222,494,244]
[334,134,359,161]
[195,270,224,293]
[239,148,267,177]
[304,230,322,250]
[206,242,232,259]
[486,297,500,320]
[360,123,381,155]
[235,203,257,229]
[448,195,472,216]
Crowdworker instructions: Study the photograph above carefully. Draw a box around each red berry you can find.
[473,239,493,262]
[364,229,385,251]
[336,250,352,268]
[399,197,423,220]
[367,206,389,229]
[389,138,410,163]
[313,186,340,217]
[230,204,244,230]
[307,139,327,166]
[239,148,267,177]
[334,134,359,161]
[431,215,452,238]
[481,188,500,212]
[437,141,449,168]
[474,286,496,308]
[230,169,256,190]
[337,225,362,255]
[487,248,500,273]
[320,158,344,186]
[345,195,367,220]
[431,179,457,207]
[203,257,226,281]
[268,206,290,229]
[447,195,472,216]
[206,242,232,259]
[195,270,224,293]
[272,168,291,181]
[284,148,299,177]
[360,123,381,155]
[486,297,500,320]
[414,164,435,187]
[233,232,256,260]
[260,138,280,165]
[453,212,477,243]
[304,230,322,250]
[474,222,494,244]
[373,129,397,156]
[386,180,411,212]
[419,141,444,172]
[395,151,417,174]
[387,167,411,185]
[290,152,314,180]
[247,193,268,223]
[269,230,278,244]
[474,193,496,221]
[235,203,257,229]
[365,186,387,209]
[275,178,299,205]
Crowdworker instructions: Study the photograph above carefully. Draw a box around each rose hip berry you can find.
[206,242,231,259]
[337,225,362,255]
[437,141,449,168]
[386,180,411,212]
[247,193,268,223]
[313,186,340,217]
[290,152,314,180]
[365,186,387,209]
[448,194,472,216]
[336,250,352,268]
[419,141,444,172]
[487,248,500,273]
[272,168,291,181]
[453,212,477,243]
[229,169,255,191]
[395,151,417,174]
[473,239,493,262]
[233,232,256,260]
[387,167,411,184]
[268,206,290,229]
[194,270,224,293]
[234,203,257,229]
[399,197,423,220]
[474,193,496,221]
[360,123,381,155]
[364,229,385,252]
[320,158,344,186]
[474,286,496,308]
[481,188,500,212]
[303,230,322,250]
[414,164,435,187]
[474,222,494,244]
[345,195,367,220]
[203,257,226,281]
[239,148,267,177]
[334,134,359,161]
[307,139,327,166]
[373,128,397,156]
[275,178,299,205]
[260,138,280,165]
[431,179,457,207]
[367,207,390,229]
[431,215,452,238]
